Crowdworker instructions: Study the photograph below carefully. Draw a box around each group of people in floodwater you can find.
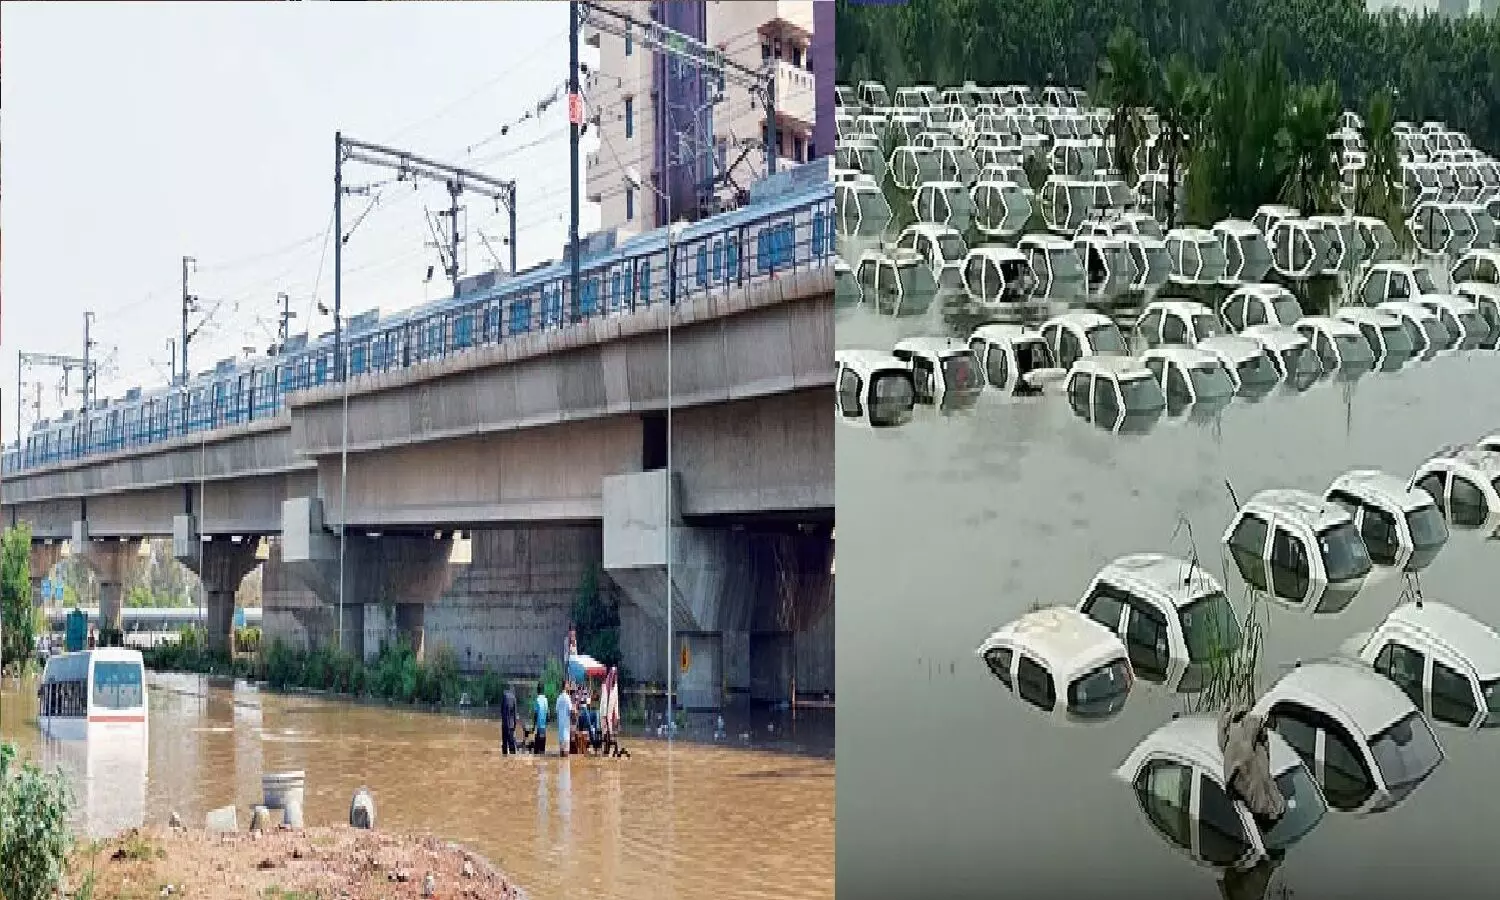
[498,666,628,758]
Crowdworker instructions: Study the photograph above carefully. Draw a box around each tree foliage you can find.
[836,0,1500,154]
[0,742,75,900]
[1,524,35,667]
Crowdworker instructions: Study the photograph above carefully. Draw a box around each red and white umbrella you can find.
[566,653,606,681]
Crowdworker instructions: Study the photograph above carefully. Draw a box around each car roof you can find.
[900,222,962,239]
[1045,310,1113,329]
[1020,234,1077,250]
[1260,658,1415,738]
[1121,714,1302,780]
[1240,325,1310,350]
[1328,469,1435,513]
[969,246,1027,262]
[1295,316,1363,337]
[1096,553,1224,609]
[1423,447,1500,479]
[1232,283,1295,299]
[894,336,971,358]
[981,606,1127,677]
[1385,602,1500,679]
[1072,355,1153,379]
[1376,301,1438,320]
[972,323,1045,345]
[1143,346,1225,367]
[1334,308,1402,327]
[1244,488,1353,532]
[1166,227,1217,242]
[1197,335,1264,360]
[1213,219,1261,236]
[1144,299,1214,316]
[836,349,910,374]
[1419,295,1479,313]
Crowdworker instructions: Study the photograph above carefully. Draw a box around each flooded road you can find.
[835,327,1500,900]
[1,673,833,900]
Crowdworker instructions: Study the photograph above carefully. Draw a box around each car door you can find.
[1120,592,1172,680]
[1428,655,1482,728]
[1137,309,1165,347]
[1221,296,1247,332]
[982,643,1014,688]
[1449,473,1490,528]
[836,366,864,419]
[1372,639,1426,707]
[1226,512,1271,591]
[1195,774,1261,868]
[1058,328,1085,369]
[1091,375,1121,427]
[1362,270,1388,305]
[1164,362,1193,406]
[1414,470,1449,515]
[1132,759,1195,856]
[1268,526,1312,603]
[1161,312,1189,347]
[1067,372,1093,420]
[1014,653,1057,712]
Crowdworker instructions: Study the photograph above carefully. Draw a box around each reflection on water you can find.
[836,351,1500,899]
[1,674,833,900]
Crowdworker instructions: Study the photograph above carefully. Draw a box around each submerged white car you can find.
[977,606,1134,724]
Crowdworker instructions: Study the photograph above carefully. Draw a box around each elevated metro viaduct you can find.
[4,271,834,708]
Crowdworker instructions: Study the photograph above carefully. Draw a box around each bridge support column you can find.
[28,542,64,604]
[74,522,138,638]
[174,516,260,656]
[279,498,455,661]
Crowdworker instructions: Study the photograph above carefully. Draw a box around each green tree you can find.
[1155,52,1203,229]
[1,524,35,667]
[0,742,74,900]
[1278,80,1343,214]
[1096,25,1155,186]
[571,567,621,671]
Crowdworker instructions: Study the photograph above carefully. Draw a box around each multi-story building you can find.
[585,0,827,234]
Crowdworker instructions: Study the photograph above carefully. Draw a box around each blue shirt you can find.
[534,693,549,731]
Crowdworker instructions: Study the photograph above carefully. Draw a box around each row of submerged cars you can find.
[975,444,1500,873]
[835,261,1500,434]
[836,78,1500,254]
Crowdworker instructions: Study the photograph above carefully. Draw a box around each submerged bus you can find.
[39,648,148,738]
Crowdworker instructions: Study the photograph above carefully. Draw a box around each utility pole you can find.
[569,0,582,323]
[167,338,177,385]
[433,179,464,298]
[15,351,93,444]
[334,132,516,379]
[180,256,197,384]
[82,312,97,411]
[276,292,296,347]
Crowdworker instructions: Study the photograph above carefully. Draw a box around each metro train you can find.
[5,170,834,474]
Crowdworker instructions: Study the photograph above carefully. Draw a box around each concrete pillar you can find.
[174,521,260,657]
[395,603,425,659]
[28,543,64,605]
[76,531,137,637]
[278,499,457,661]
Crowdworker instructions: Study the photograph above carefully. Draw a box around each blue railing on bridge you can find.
[3,183,834,475]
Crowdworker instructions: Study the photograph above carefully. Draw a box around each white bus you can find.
[39,647,148,738]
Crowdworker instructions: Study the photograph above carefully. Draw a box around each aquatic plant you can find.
[0,742,74,900]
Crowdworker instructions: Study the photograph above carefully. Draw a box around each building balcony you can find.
[772,60,816,129]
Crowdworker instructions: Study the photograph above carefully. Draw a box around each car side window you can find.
[1197,775,1252,867]
[1321,721,1376,808]
[1059,330,1084,369]
[1223,298,1246,331]
[1389,273,1410,298]
[1080,585,1127,634]
[1092,376,1119,418]
[1122,595,1170,680]
[983,342,1009,387]
[1269,527,1310,600]
[1144,357,1166,384]
[911,356,936,402]
[1431,659,1479,727]
[1245,298,1268,327]
[1450,476,1488,528]
[1134,760,1193,852]
[1162,313,1188,345]
[1165,364,1191,402]
[1358,505,1400,565]
[1363,271,1386,305]
[1015,654,1056,711]
[837,368,864,418]
[1415,472,1447,512]
[1227,513,1270,591]
[1138,311,1164,344]
[983,646,1014,688]
[1068,373,1091,416]
[1359,323,1382,354]
[1373,641,1426,706]
[1316,332,1336,366]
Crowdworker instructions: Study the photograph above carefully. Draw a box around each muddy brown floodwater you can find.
[0,672,834,900]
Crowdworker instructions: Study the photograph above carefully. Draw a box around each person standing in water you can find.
[533,683,549,755]
[500,684,518,755]
[555,682,574,757]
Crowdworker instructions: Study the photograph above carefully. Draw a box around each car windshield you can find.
[1379,324,1415,360]
[1423,317,1454,349]
[1085,323,1127,354]
[1405,504,1449,549]
[1482,679,1500,727]
[1178,592,1242,661]
[939,234,968,261]
[868,372,915,427]
[1318,522,1373,582]
[1261,764,1327,852]
[942,353,984,393]
[1282,345,1320,378]
[1414,268,1438,293]
[1143,247,1171,277]
[1050,249,1086,281]
[1135,219,1164,238]
[1460,311,1486,342]
[898,263,937,296]
[1273,297,1303,324]
[92,660,144,710]
[1191,315,1223,340]
[1188,363,1235,400]
[1066,658,1132,719]
[1335,333,1375,364]
[1397,317,1425,351]
[1237,351,1280,385]
[1119,375,1165,412]
[1368,711,1443,790]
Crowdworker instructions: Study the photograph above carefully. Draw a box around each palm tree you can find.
[1277,81,1342,215]
[1357,89,1406,242]
[1156,53,1202,230]
[1097,26,1154,186]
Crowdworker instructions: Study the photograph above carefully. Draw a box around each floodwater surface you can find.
[836,337,1500,900]
[1,674,833,900]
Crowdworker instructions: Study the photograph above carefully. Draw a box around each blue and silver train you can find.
[4,167,834,474]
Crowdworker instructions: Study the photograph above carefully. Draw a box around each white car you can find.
[1331,308,1416,369]
[1293,316,1376,372]
[1218,284,1303,332]
[1140,347,1237,408]
[1195,335,1282,397]
[1135,300,1225,349]
[1343,601,1500,731]
[835,350,917,429]
[1116,715,1328,870]
[1040,311,1129,370]
[1239,325,1322,386]
[1411,448,1500,531]
[891,338,985,409]
[1223,489,1373,613]
[1253,658,1444,815]
[1077,554,1242,681]
[1324,470,1448,572]
[1063,356,1166,434]
[976,606,1134,724]
[967,324,1066,395]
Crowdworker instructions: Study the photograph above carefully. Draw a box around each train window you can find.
[727,236,740,280]
[697,244,709,287]
[712,240,724,282]
[580,279,600,318]
[639,261,652,306]
[428,320,442,354]
[350,345,367,375]
[813,210,828,257]
[510,298,531,334]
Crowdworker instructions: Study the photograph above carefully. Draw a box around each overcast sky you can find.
[2,1,602,443]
